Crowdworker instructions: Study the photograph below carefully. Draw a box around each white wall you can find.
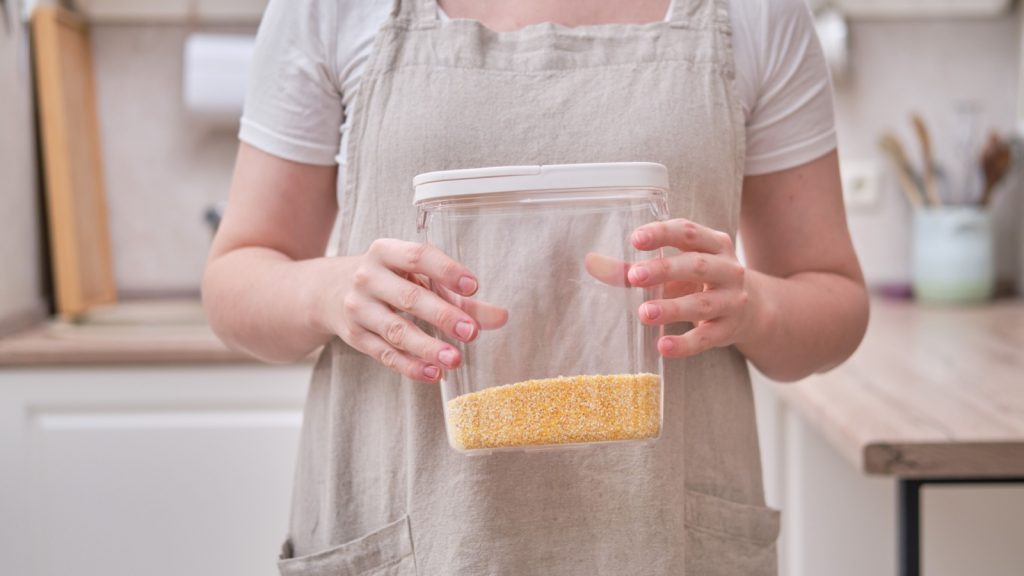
[0,5,46,330]
[90,23,254,296]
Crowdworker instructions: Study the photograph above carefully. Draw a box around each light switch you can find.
[841,160,880,209]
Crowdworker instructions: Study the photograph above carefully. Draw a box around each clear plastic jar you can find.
[414,163,670,454]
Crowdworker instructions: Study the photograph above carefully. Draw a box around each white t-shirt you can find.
[240,0,836,182]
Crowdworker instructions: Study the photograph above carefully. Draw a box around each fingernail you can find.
[642,303,661,320]
[660,337,675,353]
[439,348,458,367]
[630,265,650,283]
[423,365,440,380]
[458,276,478,295]
[633,230,651,246]
[455,321,475,341]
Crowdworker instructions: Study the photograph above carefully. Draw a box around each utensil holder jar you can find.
[912,206,995,304]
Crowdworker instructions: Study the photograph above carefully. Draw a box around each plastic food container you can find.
[413,163,670,454]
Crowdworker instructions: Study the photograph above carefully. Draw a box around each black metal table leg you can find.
[896,477,1024,576]
[898,479,922,576]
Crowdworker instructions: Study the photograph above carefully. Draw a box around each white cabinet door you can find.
[0,364,309,576]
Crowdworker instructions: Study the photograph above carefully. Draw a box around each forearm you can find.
[202,247,351,363]
[736,269,869,382]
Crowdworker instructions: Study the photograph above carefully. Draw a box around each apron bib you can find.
[279,0,779,574]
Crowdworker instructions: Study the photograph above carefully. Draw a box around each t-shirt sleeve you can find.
[744,0,837,176]
[238,0,343,166]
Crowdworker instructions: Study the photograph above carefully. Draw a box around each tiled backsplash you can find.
[91,24,254,296]
[90,11,1022,295]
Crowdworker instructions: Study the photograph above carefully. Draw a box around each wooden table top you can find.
[776,299,1024,479]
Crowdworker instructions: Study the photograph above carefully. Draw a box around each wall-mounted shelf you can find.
[68,0,268,23]
[810,0,1011,19]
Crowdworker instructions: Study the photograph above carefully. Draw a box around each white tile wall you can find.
[90,23,254,296]
[87,11,1023,292]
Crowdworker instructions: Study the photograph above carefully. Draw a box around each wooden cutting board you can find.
[32,7,117,318]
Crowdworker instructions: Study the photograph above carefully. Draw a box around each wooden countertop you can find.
[776,299,1024,479]
[0,300,261,366]
[0,322,256,366]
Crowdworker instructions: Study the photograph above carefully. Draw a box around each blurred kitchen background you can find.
[1,0,1023,575]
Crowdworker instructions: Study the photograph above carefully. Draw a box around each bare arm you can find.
[736,150,869,381]
[203,143,497,376]
[202,143,341,363]
[627,150,869,382]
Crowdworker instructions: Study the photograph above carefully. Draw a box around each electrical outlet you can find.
[841,161,880,209]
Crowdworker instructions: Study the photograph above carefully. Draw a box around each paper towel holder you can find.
[182,32,255,125]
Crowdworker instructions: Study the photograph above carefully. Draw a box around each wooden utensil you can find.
[979,132,1011,207]
[878,132,925,208]
[910,114,942,206]
[32,7,117,318]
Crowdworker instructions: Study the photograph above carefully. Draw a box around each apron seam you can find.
[358,59,733,77]
[684,523,777,547]
[385,20,728,34]
[348,555,410,576]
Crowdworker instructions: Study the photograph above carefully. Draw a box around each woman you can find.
[203,0,869,574]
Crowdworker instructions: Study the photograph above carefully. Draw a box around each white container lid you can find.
[413,162,669,205]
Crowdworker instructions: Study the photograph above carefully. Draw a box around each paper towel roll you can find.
[814,8,849,84]
[183,33,255,122]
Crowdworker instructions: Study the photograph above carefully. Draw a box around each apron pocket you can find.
[278,515,416,576]
[685,490,780,576]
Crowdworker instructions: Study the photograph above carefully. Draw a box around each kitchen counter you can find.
[0,322,252,366]
[0,299,283,366]
[776,298,1024,479]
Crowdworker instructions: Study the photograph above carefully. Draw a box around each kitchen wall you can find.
[835,11,1023,287]
[87,7,1024,295]
[90,23,254,297]
[0,2,47,332]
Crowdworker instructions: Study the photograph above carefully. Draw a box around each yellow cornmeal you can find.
[447,373,661,450]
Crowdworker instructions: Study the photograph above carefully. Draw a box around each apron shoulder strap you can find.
[390,0,439,25]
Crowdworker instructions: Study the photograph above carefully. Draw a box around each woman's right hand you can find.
[324,239,507,383]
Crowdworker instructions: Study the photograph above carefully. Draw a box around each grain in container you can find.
[413,162,672,454]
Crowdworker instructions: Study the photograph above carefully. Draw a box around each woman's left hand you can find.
[626,219,755,358]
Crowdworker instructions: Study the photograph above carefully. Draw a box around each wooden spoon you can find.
[878,132,925,209]
[911,114,942,206]
[979,132,1011,206]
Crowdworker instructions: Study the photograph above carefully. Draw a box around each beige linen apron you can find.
[278,0,779,574]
